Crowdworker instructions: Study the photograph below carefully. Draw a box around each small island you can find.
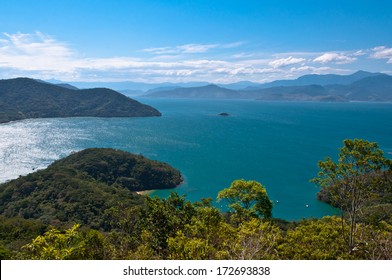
[218,112,230,117]
[0,78,161,123]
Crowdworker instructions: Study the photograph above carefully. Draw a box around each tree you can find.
[138,193,197,258]
[167,206,235,260]
[230,218,281,260]
[277,217,351,260]
[21,224,111,260]
[311,139,391,253]
[217,179,272,223]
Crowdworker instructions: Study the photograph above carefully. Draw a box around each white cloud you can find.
[177,43,218,53]
[141,47,178,55]
[142,41,243,55]
[143,43,218,55]
[269,56,306,68]
[371,46,392,63]
[353,50,366,56]
[221,41,246,48]
[289,65,349,75]
[0,31,389,83]
[313,52,356,64]
[0,32,75,72]
[0,32,264,82]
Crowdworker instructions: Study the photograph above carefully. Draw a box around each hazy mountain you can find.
[144,73,392,102]
[249,74,392,102]
[144,84,243,99]
[0,78,161,123]
[118,89,145,97]
[47,79,262,92]
[329,74,392,101]
[217,81,262,90]
[145,86,181,94]
[247,71,383,90]
[55,83,79,90]
[47,80,210,91]
[249,85,345,102]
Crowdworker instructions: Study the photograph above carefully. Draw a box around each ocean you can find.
[1,99,391,220]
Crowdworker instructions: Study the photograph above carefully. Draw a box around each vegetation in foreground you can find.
[0,139,391,260]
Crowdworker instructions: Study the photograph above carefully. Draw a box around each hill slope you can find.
[0,148,182,228]
[144,84,242,99]
[251,70,382,89]
[143,71,392,101]
[248,74,392,101]
[0,78,161,123]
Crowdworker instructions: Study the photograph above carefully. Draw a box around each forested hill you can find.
[0,78,161,123]
[0,148,182,228]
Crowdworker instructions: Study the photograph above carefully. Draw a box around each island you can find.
[218,112,230,117]
[0,78,161,123]
[0,148,182,227]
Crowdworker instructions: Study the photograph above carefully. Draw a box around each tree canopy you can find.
[1,140,391,260]
[217,179,273,223]
[311,139,392,253]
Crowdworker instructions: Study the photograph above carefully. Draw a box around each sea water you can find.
[1,99,391,220]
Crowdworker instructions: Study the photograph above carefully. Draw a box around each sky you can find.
[0,0,392,84]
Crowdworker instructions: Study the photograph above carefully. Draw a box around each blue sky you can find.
[1,0,392,83]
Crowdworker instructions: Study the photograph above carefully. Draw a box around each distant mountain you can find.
[143,72,392,102]
[48,79,262,92]
[248,71,383,90]
[0,78,161,123]
[248,85,346,102]
[55,83,79,90]
[329,74,392,101]
[118,89,145,97]
[249,74,392,102]
[145,86,181,94]
[217,81,262,90]
[47,80,210,91]
[144,84,243,99]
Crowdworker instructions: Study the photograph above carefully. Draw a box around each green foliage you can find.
[168,206,235,260]
[217,179,273,223]
[0,215,47,258]
[1,139,391,260]
[0,244,11,260]
[0,77,160,123]
[277,216,392,260]
[231,219,281,260]
[0,148,182,229]
[277,216,351,259]
[138,193,197,258]
[21,224,111,260]
[54,148,183,191]
[311,139,391,252]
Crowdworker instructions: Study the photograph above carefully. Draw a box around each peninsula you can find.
[0,148,182,227]
[0,78,161,123]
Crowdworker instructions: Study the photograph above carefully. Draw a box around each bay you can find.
[1,99,391,220]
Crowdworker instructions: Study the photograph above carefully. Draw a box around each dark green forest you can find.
[0,140,391,260]
[0,78,161,123]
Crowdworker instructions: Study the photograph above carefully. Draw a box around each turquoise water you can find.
[1,99,391,220]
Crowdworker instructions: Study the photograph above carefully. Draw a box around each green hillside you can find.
[0,148,182,228]
[0,78,161,123]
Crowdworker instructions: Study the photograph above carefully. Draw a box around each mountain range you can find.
[0,78,161,123]
[143,71,392,101]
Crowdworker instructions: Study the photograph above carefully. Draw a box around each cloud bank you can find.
[0,32,390,83]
